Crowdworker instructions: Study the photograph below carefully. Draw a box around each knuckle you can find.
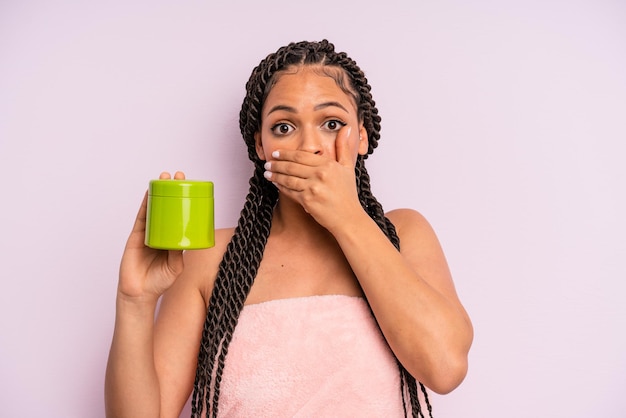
[284,177,298,189]
[309,184,321,196]
[302,193,314,207]
[316,170,328,182]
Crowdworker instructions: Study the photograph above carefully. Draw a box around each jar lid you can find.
[149,179,213,198]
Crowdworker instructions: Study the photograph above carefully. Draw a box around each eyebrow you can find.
[314,101,349,112]
[266,101,349,115]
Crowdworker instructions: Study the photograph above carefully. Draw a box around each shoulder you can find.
[385,208,445,256]
[385,208,434,235]
[384,208,458,299]
[184,227,235,266]
[180,227,236,305]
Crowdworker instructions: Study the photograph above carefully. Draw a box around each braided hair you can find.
[191,39,433,418]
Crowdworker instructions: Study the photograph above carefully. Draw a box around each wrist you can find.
[116,291,159,315]
[327,206,375,240]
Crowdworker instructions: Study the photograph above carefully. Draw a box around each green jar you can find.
[145,180,215,250]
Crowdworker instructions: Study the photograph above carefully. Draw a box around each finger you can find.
[265,159,310,180]
[159,172,172,179]
[167,249,185,277]
[335,126,353,166]
[174,171,186,180]
[271,149,320,166]
[264,162,304,191]
[267,171,305,192]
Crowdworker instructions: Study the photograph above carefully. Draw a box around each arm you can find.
[105,252,208,418]
[153,250,212,417]
[264,127,472,394]
[104,190,180,417]
[330,207,473,394]
[104,172,211,418]
[105,293,161,418]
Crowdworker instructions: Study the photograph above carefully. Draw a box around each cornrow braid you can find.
[191,39,433,418]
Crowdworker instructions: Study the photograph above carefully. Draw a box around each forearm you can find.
[331,211,472,393]
[105,295,161,418]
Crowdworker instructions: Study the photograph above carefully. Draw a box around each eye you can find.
[323,119,346,131]
[270,123,294,135]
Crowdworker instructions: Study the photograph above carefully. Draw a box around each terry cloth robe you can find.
[218,294,407,417]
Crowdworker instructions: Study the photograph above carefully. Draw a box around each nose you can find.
[298,127,323,155]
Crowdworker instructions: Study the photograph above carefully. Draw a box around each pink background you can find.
[1,1,625,416]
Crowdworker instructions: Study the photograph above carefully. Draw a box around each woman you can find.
[105,39,473,418]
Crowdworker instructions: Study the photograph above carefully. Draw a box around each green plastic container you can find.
[145,180,215,250]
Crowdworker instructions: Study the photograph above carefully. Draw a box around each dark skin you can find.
[105,66,473,418]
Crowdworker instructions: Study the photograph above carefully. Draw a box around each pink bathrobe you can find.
[218,295,407,417]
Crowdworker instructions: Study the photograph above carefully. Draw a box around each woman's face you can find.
[254,66,368,164]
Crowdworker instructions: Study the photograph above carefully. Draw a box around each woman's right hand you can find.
[117,171,186,303]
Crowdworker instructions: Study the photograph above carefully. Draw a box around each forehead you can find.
[263,66,357,110]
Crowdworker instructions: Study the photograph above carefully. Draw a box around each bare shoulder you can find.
[385,208,438,240]
[385,208,457,293]
[159,227,235,310]
[182,227,236,303]
[183,227,235,273]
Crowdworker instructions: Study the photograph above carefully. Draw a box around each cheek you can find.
[323,141,337,157]
[261,143,274,159]
[260,139,291,162]
[256,132,277,160]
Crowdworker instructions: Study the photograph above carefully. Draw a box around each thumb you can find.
[335,126,353,166]
[166,249,185,277]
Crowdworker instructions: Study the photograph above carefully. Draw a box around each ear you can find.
[254,131,265,161]
[357,124,369,155]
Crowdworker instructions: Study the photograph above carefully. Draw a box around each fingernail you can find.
[272,150,280,158]
[264,171,272,179]
[264,162,271,170]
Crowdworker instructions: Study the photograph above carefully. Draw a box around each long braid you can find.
[191,168,277,417]
[192,39,433,417]
[356,157,433,418]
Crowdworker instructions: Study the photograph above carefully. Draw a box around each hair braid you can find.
[355,157,433,418]
[191,168,277,417]
[192,39,433,417]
